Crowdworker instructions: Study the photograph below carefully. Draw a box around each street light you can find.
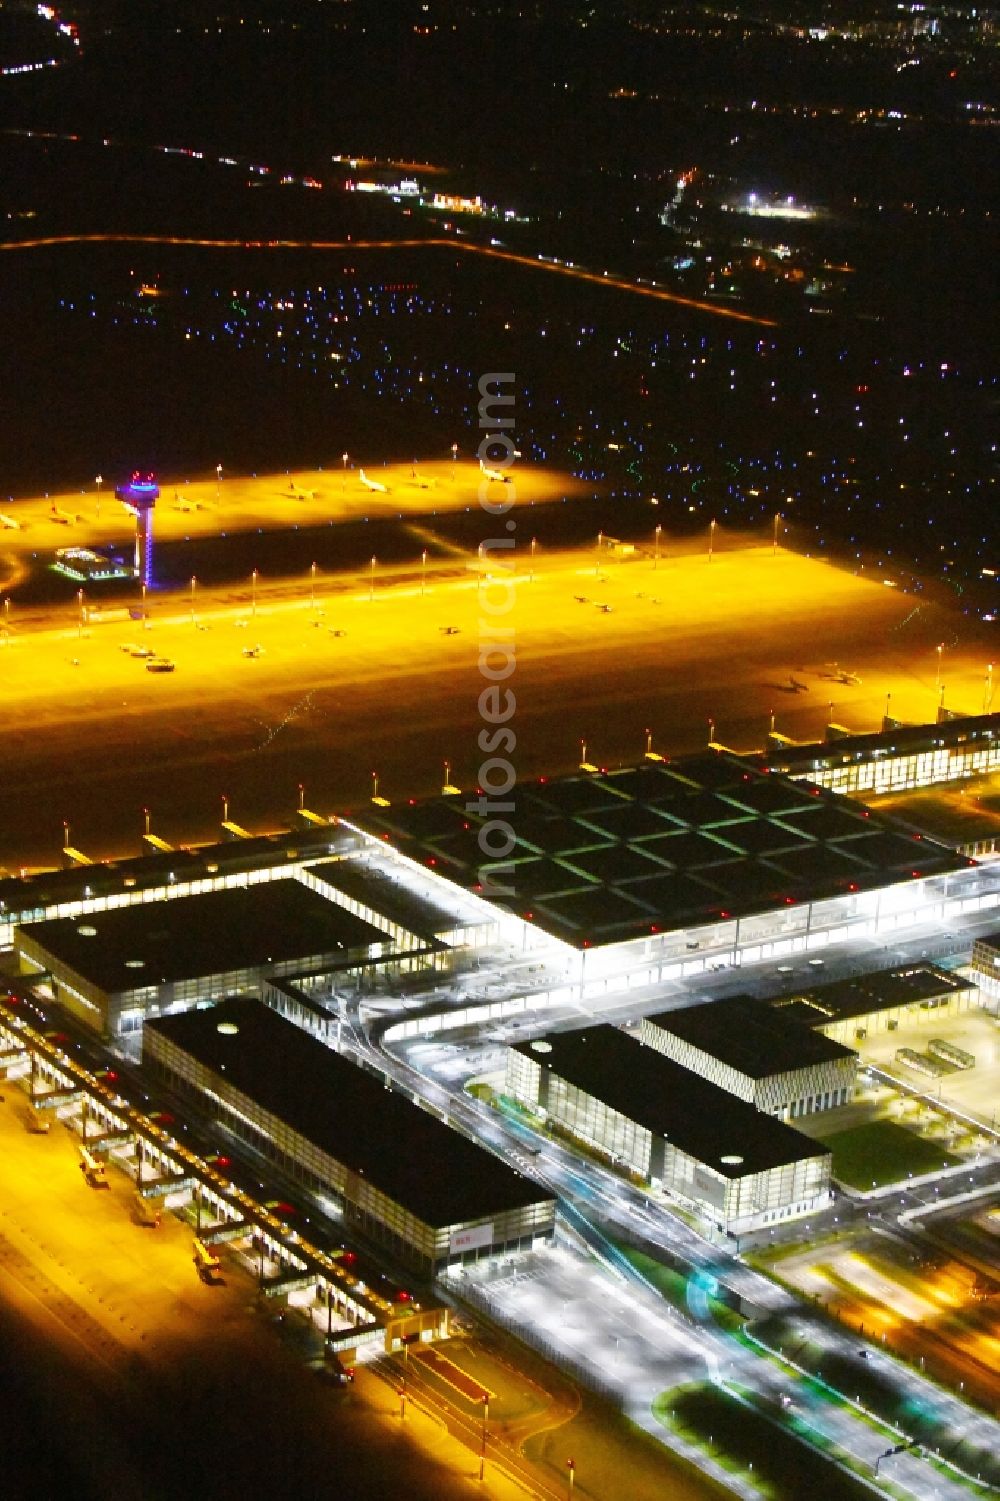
[310,561,317,612]
[654,524,662,569]
[421,549,427,597]
[190,575,197,626]
[530,535,537,583]
[567,1458,576,1495]
[251,568,258,619]
[773,512,781,555]
[479,1394,489,1482]
[77,587,85,639]
[369,555,376,603]
[216,463,222,502]
[95,473,103,521]
[342,451,349,490]
[935,642,943,692]
[451,442,458,476]
[709,518,716,562]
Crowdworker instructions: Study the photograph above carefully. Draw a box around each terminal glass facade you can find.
[147,1029,554,1274]
[505,1047,832,1235]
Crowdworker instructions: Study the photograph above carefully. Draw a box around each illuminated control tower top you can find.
[115,471,159,586]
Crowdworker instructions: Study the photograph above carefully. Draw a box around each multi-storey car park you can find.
[143,997,557,1276]
[505,1025,833,1235]
[638,995,858,1120]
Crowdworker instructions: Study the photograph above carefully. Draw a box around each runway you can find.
[0,539,988,869]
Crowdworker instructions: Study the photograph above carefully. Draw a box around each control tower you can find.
[114,471,159,585]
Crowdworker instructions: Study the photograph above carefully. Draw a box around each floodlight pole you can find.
[479,1394,489,1481]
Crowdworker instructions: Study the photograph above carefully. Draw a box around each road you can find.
[0,232,778,326]
[343,915,1000,1498]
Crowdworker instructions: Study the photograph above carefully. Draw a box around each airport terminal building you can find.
[762,712,1000,798]
[639,996,858,1120]
[6,748,999,1050]
[16,879,395,1035]
[506,1026,833,1235]
[360,749,991,994]
[145,998,556,1276]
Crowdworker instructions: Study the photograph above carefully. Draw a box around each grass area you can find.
[746,1225,855,1273]
[464,1082,495,1105]
[653,1383,884,1501]
[822,1120,961,1190]
[495,1092,539,1125]
[526,1387,729,1501]
[612,1243,746,1335]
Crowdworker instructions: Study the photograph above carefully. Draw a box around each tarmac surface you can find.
[0,1079,547,1501]
[0,528,993,869]
[0,460,583,586]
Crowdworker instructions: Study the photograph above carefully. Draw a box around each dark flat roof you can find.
[0,827,347,919]
[515,1027,828,1177]
[768,964,974,1027]
[867,786,1000,851]
[356,753,966,948]
[646,995,855,1076]
[17,879,386,994]
[146,999,553,1228]
[308,860,460,942]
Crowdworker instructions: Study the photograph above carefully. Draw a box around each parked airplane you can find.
[821,662,862,685]
[479,459,512,484]
[359,469,389,494]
